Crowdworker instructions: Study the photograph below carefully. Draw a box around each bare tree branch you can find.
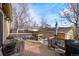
[59,3,79,39]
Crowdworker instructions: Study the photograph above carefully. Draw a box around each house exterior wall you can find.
[3,19,10,43]
[39,27,75,40]
[65,29,74,40]
[57,33,65,40]
[0,3,11,44]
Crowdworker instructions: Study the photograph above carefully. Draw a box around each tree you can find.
[10,6,18,32]
[17,3,29,29]
[41,17,47,28]
[10,3,30,32]
[32,21,39,29]
[24,16,34,30]
[59,3,79,39]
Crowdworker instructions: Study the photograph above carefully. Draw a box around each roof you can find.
[52,27,72,33]
[2,3,12,21]
[39,27,53,31]
[39,27,72,33]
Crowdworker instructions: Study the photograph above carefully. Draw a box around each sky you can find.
[28,3,73,27]
[12,3,73,27]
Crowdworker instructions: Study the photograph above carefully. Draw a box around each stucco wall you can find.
[57,33,65,40]
[3,17,10,43]
[0,4,11,45]
[65,29,74,40]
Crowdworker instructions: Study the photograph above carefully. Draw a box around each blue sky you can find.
[12,3,73,27]
[29,3,66,16]
[28,3,73,27]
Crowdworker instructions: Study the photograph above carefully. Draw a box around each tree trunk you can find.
[74,23,78,40]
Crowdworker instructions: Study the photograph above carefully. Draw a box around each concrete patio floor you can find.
[22,40,65,56]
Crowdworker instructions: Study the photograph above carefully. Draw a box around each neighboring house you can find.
[38,27,54,39]
[38,27,75,46]
[38,27,78,40]
[0,3,12,47]
[75,28,79,39]
[52,27,79,40]
[14,26,79,41]
[55,27,74,40]
[64,28,74,40]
